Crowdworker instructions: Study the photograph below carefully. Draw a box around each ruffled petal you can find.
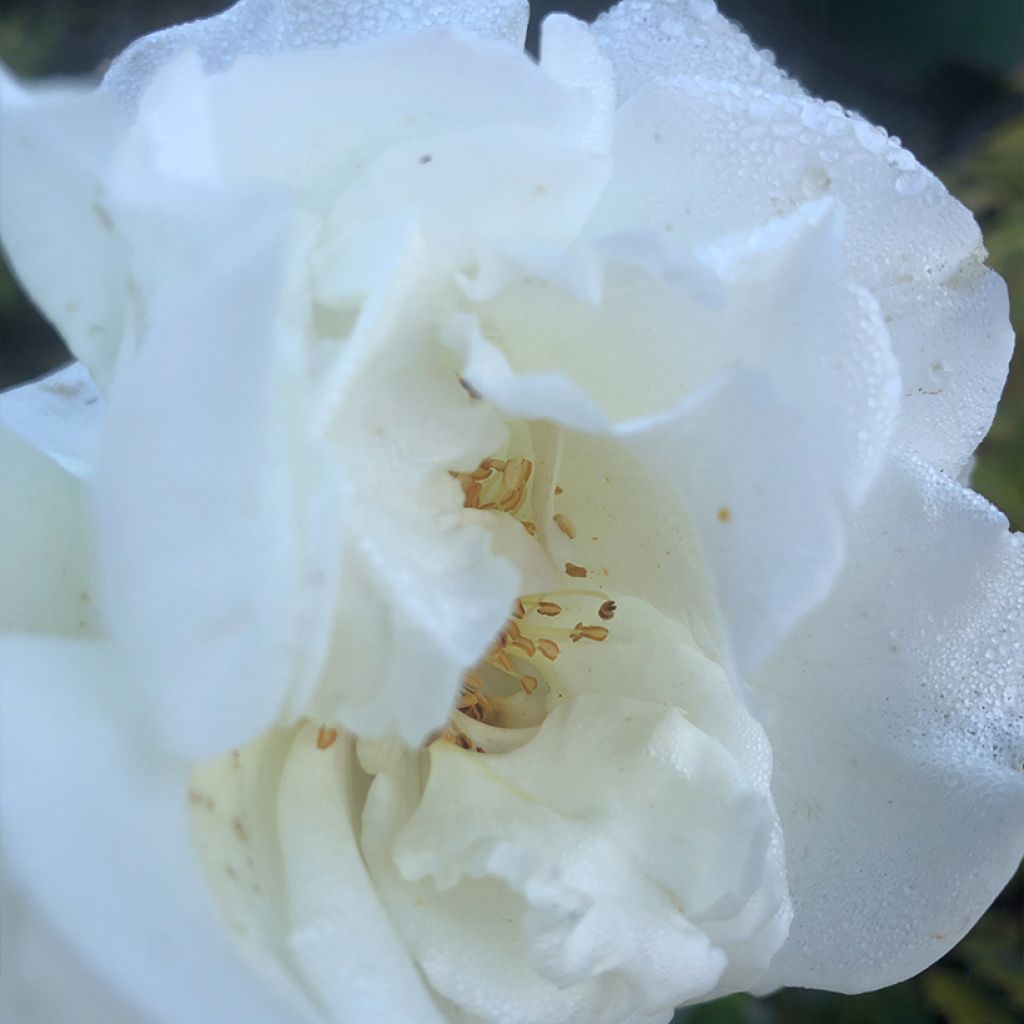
[756,454,1024,991]
[454,200,898,674]
[308,230,520,744]
[0,636,320,1024]
[360,694,780,1023]
[103,0,530,105]
[590,78,1009,475]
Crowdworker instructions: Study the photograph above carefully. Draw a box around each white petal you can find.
[0,373,103,636]
[592,0,802,101]
[309,231,519,744]
[275,724,448,1021]
[887,264,1013,472]
[457,204,898,672]
[627,370,848,676]
[518,595,792,993]
[590,79,1006,473]
[539,13,616,154]
[103,0,530,105]
[194,31,598,206]
[0,362,104,477]
[382,696,779,1021]
[188,731,314,1002]
[0,72,128,387]
[756,454,1024,991]
[97,196,333,759]
[2,882,145,1024]
[0,365,104,635]
[314,124,608,292]
[0,636,319,1024]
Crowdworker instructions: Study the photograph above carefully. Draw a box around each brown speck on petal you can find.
[458,376,480,399]
[598,600,617,620]
[188,790,215,812]
[554,485,564,495]
[316,726,339,750]
[536,601,562,616]
[717,506,732,523]
[565,562,588,578]
[521,675,539,695]
[553,513,576,539]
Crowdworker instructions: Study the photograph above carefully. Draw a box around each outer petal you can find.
[1,884,145,1024]
[592,0,802,101]
[0,636,321,1024]
[591,80,1009,474]
[756,454,1024,991]
[0,361,104,477]
[0,73,128,387]
[191,32,599,202]
[96,195,333,759]
[539,14,616,154]
[103,0,530,104]
[0,366,104,636]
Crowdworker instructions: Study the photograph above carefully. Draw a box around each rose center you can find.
[439,453,618,752]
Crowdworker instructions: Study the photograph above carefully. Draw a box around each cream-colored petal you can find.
[276,724,447,1022]
[0,636,320,1024]
[375,695,782,1022]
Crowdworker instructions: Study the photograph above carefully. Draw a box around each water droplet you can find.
[895,172,926,197]
[800,166,832,198]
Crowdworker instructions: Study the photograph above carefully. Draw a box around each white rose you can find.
[1,1,1021,1022]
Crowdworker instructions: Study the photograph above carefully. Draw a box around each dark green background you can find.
[0,2,1020,1022]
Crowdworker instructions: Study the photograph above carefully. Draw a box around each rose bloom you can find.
[1,1,1021,1022]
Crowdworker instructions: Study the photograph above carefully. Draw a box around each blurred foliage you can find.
[1,2,1022,1023]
